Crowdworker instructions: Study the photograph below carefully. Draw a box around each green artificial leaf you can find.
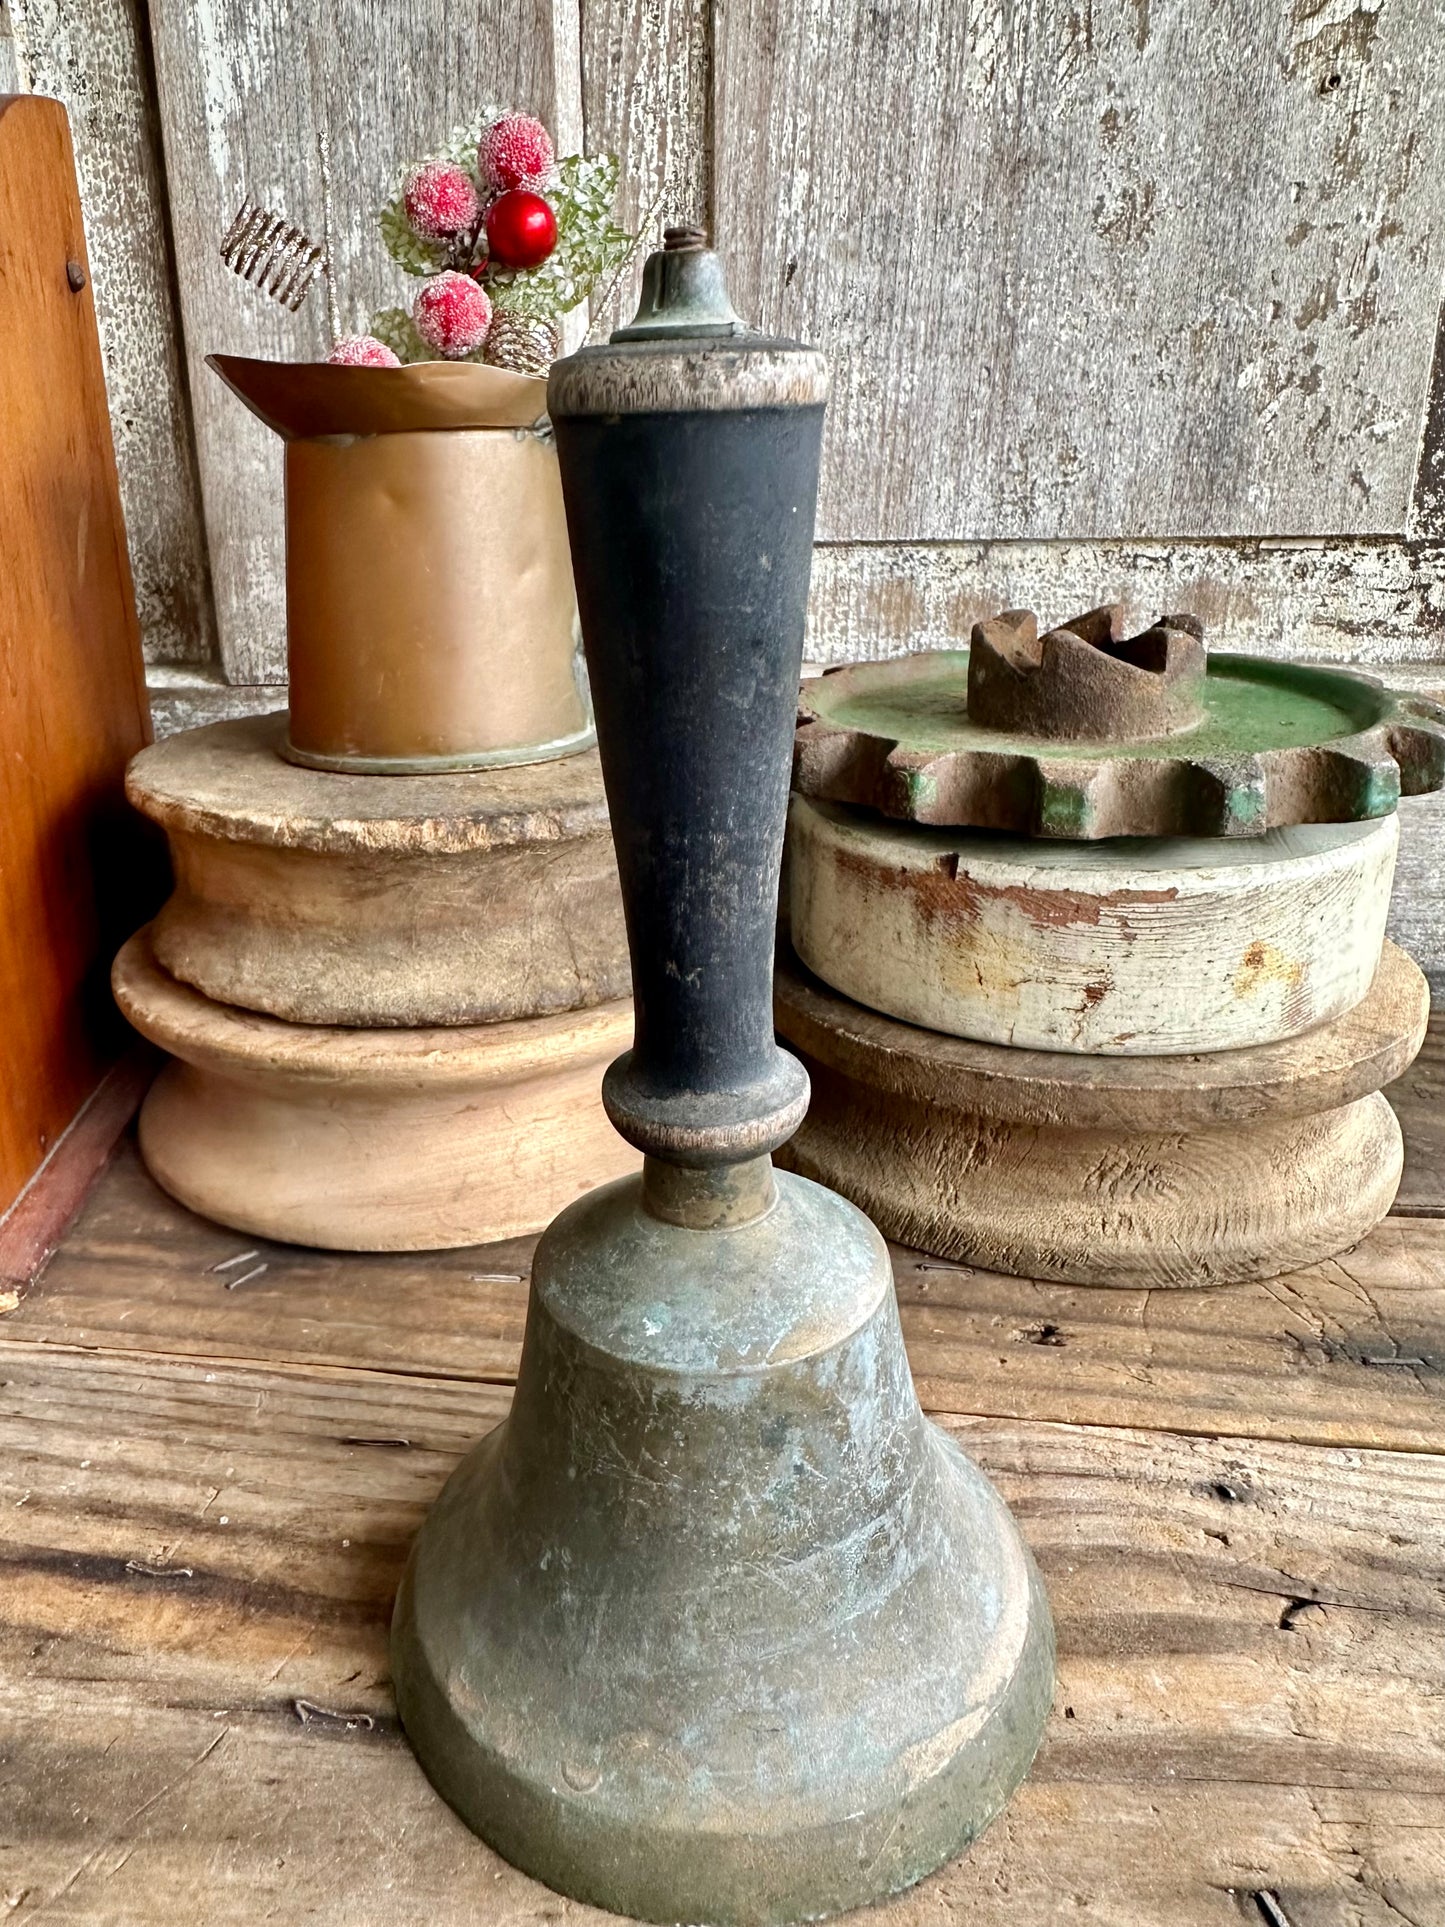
[378,197,449,278]
[367,307,430,364]
[440,105,507,171]
[368,304,492,366]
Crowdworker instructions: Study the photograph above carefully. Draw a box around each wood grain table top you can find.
[1,1019,1442,1923]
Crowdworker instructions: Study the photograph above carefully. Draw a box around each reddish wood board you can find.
[0,95,154,1222]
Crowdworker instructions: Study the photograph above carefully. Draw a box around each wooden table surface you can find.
[2,1020,1443,1924]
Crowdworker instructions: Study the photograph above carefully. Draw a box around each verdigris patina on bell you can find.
[391,225,1054,1924]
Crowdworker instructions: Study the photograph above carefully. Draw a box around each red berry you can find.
[402,160,480,242]
[479,114,554,192]
[412,271,493,358]
[485,190,558,270]
[326,334,402,368]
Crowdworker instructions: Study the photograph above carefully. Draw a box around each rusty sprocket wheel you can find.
[794,607,1445,839]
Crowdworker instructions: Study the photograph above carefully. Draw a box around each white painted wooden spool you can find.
[114,929,639,1252]
[788,794,1398,1055]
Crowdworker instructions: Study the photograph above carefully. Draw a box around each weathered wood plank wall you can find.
[2,0,1443,996]
[581,0,710,336]
[720,0,1445,544]
[5,0,214,665]
[9,0,1444,680]
[807,534,1445,665]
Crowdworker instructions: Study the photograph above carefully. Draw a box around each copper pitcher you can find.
[209,356,593,774]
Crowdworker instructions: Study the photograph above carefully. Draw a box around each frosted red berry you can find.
[402,160,481,241]
[485,190,558,270]
[412,270,493,357]
[326,334,402,368]
[479,114,555,192]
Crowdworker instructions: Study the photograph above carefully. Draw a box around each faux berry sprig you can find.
[332,108,634,377]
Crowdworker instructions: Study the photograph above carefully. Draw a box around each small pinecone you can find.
[483,310,561,376]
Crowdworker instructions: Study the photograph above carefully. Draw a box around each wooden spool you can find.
[127,713,629,1029]
[114,929,639,1251]
[775,939,1428,1288]
[788,794,1398,1055]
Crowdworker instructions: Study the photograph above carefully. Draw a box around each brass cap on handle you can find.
[611,220,748,342]
[547,220,829,418]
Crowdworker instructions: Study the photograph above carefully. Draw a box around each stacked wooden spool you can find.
[115,362,636,1251]
[777,608,1445,1287]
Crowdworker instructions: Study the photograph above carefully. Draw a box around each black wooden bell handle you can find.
[549,291,827,1209]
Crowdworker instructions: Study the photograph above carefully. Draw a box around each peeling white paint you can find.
[186,0,262,184]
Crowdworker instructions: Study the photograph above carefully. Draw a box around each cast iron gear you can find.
[794,606,1445,839]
